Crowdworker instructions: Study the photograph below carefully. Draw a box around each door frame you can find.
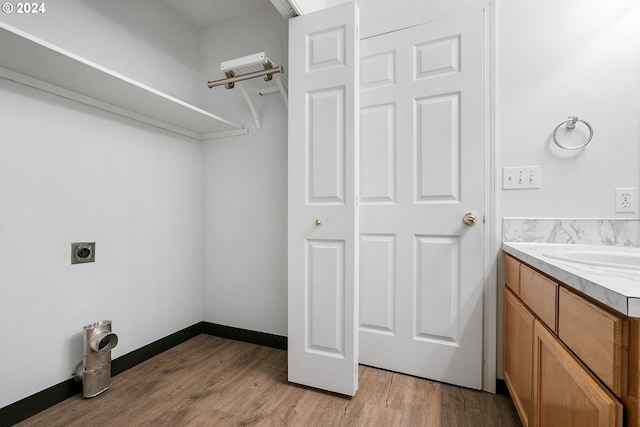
[360,1,496,392]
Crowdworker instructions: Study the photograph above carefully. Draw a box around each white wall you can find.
[497,0,640,219]
[495,0,640,378]
[0,79,204,409]
[200,5,289,336]
[0,4,204,408]
[0,0,203,106]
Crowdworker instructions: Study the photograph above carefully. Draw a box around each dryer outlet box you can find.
[72,242,95,264]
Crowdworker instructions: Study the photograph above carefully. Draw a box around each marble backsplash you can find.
[503,218,640,247]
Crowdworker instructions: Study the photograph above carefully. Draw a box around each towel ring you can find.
[552,116,593,150]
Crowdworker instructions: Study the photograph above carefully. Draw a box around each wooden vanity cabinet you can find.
[503,254,626,427]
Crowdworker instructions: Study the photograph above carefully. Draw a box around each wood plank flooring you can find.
[17,335,521,426]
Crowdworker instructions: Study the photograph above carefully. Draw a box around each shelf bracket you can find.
[238,82,261,129]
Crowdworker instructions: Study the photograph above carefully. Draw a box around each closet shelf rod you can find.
[207,66,284,89]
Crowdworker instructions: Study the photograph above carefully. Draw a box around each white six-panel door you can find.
[358,8,486,389]
[287,2,360,396]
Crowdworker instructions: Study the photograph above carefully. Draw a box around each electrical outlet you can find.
[502,166,541,190]
[616,188,636,213]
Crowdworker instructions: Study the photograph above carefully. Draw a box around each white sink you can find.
[543,248,640,270]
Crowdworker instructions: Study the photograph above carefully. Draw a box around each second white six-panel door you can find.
[358,7,486,389]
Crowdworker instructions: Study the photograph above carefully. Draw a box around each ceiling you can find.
[159,0,274,29]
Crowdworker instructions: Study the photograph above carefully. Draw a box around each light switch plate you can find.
[503,166,541,190]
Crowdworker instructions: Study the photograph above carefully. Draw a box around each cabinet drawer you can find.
[559,287,629,397]
[505,254,521,294]
[520,264,558,332]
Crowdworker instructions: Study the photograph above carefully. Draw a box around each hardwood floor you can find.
[18,335,521,426]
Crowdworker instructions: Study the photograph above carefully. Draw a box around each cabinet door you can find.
[504,289,534,427]
[533,321,622,427]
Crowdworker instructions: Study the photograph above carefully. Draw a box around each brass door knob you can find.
[463,213,477,226]
[315,219,322,226]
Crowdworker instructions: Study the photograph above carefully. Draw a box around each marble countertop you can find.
[503,242,640,318]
